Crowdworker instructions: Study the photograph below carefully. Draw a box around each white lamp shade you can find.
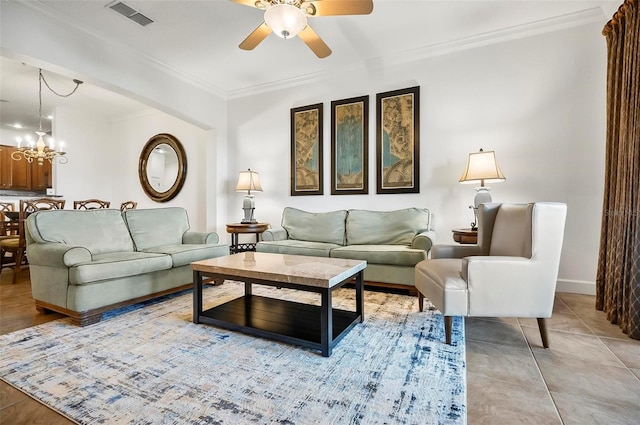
[459,149,506,185]
[235,169,263,193]
[264,3,307,39]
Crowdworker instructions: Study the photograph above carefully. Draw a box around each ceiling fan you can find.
[231,0,374,58]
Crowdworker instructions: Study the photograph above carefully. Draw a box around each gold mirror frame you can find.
[138,133,187,202]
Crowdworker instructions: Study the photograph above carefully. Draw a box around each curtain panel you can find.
[597,0,640,339]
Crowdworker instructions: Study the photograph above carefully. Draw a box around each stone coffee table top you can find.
[191,252,366,288]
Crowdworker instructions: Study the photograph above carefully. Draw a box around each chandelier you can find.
[11,69,83,166]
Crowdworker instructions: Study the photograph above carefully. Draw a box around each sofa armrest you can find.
[183,231,219,245]
[261,228,288,242]
[412,230,436,252]
[27,244,92,267]
[432,244,482,259]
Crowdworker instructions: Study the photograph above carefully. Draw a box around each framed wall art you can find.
[291,103,323,196]
[376,86,420,194]
[330,95,369,195]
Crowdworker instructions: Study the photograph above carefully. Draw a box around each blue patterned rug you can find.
[0,282,466,424]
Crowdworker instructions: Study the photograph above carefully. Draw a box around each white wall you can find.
[109,110,214,231]
[228,23,607,293]
[54,107,113,202]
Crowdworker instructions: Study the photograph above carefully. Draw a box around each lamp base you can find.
[469,187,492,230]
[241,195,257,224]
[474,186,492,208]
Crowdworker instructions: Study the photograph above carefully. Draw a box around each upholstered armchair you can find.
[415,202,567,347]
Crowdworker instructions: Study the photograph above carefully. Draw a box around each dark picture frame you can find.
[330,95,369,195]
[291,103,323,196]
[376,86,420,194]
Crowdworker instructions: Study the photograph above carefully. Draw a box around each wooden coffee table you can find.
[191,252,366,357]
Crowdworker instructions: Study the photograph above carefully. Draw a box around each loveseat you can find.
[256,207,435,292]
[25,207,229,325]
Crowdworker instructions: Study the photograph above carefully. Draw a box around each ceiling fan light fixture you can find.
[264,3,307,39]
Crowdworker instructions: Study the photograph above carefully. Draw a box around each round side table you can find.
[452,228,478,244]
[226,222,270,253]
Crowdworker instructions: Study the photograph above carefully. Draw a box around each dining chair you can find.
[0,198,66,284]
[0,202,16,236]
[73,199,111,210]
[414,202,567,347]
[120,201,138,211]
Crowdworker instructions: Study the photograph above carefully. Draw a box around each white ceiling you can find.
[0,0,618,134]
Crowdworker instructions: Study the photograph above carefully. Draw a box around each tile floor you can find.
[1,268,639,424]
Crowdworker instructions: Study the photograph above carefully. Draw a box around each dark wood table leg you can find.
[193,270,202,324]
[355,270,364,322]
[231,233,239,254]
[320,288,333,357]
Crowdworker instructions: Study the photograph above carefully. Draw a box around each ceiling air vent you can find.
[107,1,154,27]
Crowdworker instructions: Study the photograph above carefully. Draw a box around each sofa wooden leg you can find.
[537,317,549,348]
[418,292,424,312]
[445,316,453,345]
[70,312,103,327]
[36,306,55,315]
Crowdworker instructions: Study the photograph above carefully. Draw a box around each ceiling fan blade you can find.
[299,25,332,58]
[239,22,272,50]
[303,0,373,16]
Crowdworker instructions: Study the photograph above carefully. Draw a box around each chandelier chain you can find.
[37,69,83,132]
[39,69,82,98]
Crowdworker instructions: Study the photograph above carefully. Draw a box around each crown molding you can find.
[227,69,328,100]
[388,7,606,66]
[228,6,607,99]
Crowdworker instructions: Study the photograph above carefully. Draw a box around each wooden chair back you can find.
[74,199,111,210]
[0,198,65,283]
[0,202,15,213]
[120,201,138,211]
[0,202,17,236]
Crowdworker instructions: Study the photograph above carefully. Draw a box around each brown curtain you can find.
[597,0,640,339]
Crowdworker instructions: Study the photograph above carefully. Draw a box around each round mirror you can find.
[138,133,187,202]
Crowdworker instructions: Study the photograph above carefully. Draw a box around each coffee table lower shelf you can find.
[199,295,361,355]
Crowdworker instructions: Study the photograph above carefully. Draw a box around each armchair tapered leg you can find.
[537,318,549,348]
[418,292,424,312]
[445,316,453,345]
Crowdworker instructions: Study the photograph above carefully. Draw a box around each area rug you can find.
[0,282,466,424]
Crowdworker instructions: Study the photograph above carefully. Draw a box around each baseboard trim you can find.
[556,279,596,295]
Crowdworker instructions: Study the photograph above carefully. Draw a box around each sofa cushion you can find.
[256,240,339,257]
[69,251,172,285]
[124,207,190,251]
[330,245,426,267]
[281,207,347,245]
[346,208,430,246]
[144,244,230,267]
[27,209,134,255]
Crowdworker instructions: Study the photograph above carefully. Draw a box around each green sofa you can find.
[25,207,229,325]
[256,207,435,292]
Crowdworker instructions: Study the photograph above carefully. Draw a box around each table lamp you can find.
[235,169,263,223]
[459,148,505,229]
